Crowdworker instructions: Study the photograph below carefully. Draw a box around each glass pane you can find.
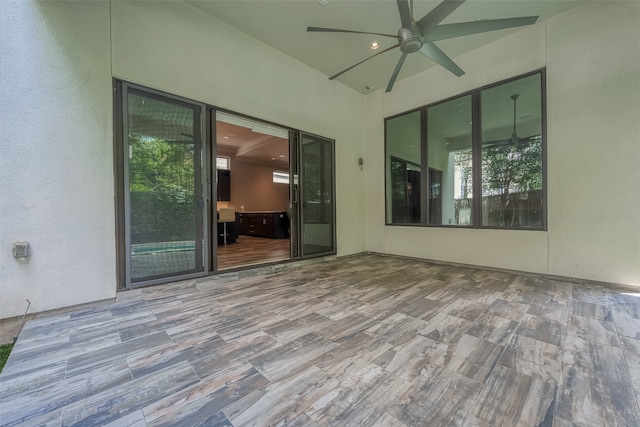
[301,134,334,256]
[127,91,202,281]
[216,156,229,170]
[385,110,421,223]
[481,74,543,228]
[427,95,473,225]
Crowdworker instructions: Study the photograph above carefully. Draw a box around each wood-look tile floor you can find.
[2,254,640,426]
[217,236,290,270]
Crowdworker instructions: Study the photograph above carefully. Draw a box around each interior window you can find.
[216,156,230,170]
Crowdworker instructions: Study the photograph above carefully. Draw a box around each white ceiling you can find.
[216,114,289,167]
[186,0,583,94]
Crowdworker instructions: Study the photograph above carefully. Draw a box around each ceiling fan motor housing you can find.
[398,24,423,53]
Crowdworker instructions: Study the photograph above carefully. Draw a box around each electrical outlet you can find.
[13,241,30,258]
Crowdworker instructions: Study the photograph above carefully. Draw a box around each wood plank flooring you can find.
[1,254,640,426]
[217,236,290,270]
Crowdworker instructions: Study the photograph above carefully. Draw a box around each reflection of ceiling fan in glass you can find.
[308,0,539,92]
[483,94,536,147]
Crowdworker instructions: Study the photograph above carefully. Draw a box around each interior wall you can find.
[217,153,289,213]
[365,1,640,287]
[110,0,367,257]
[0,0,115,318]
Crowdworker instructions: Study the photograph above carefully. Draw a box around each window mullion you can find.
[472,90,482,228]
[420,107,429,226]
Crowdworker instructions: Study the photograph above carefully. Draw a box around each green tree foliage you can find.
[0,343,13,373]
[481,136,543,227]
[128,134,196,244]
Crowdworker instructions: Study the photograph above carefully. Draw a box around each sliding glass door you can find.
[122,85,207,286]
[116,81,336,287]
[299,133,336,256]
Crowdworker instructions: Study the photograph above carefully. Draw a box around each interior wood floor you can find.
[2,254,640,426]
[217,236,290,271]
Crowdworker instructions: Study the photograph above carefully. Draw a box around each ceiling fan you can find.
[308,0,539,92]
[483,93,536,147]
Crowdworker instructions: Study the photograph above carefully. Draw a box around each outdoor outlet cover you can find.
[13,241,30,258]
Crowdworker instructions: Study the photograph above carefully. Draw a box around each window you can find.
[273,171,289,184]
[481,73,543,228]
[427,94,473,226]
[216,155,230,170]
[385,110,422,224]
[384,70,545,230]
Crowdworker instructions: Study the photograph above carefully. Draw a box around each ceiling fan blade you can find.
[483,139,511,147]
[307,26,398,39]
[417,0,465,34]
[418,42,465,77]
[386,52,408,92]
[424,16,539,42]
[484,134,540,148]
[329,43,400,80]
[484,139,531,148]
[396,0,413,29]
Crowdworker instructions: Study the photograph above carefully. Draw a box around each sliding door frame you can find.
[298,131,337,258]
[115,80,209,289]
[114,80,337,289]
[289,130,301,260]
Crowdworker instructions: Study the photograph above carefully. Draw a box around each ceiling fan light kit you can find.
[308,0,539,92]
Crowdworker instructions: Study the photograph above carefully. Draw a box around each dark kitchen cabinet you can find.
[237,212,289,239]
[217,169,230,201]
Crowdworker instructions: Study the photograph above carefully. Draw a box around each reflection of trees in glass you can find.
[390,157,421,223]
[391,159,408,206]
[303,141,332,223]
[303,163,320,203]
[482,135,543,227]
[129,134,196,244]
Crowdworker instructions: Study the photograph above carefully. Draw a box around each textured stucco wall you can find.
[0,0,116,318]
[545,1,640,285]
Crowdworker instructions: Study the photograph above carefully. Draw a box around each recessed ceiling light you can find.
[271,157,276,160]
[223,136,229,139]
[279,155,286,158]
[370,41,380,50]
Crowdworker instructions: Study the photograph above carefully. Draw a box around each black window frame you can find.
[384,69,547,231]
